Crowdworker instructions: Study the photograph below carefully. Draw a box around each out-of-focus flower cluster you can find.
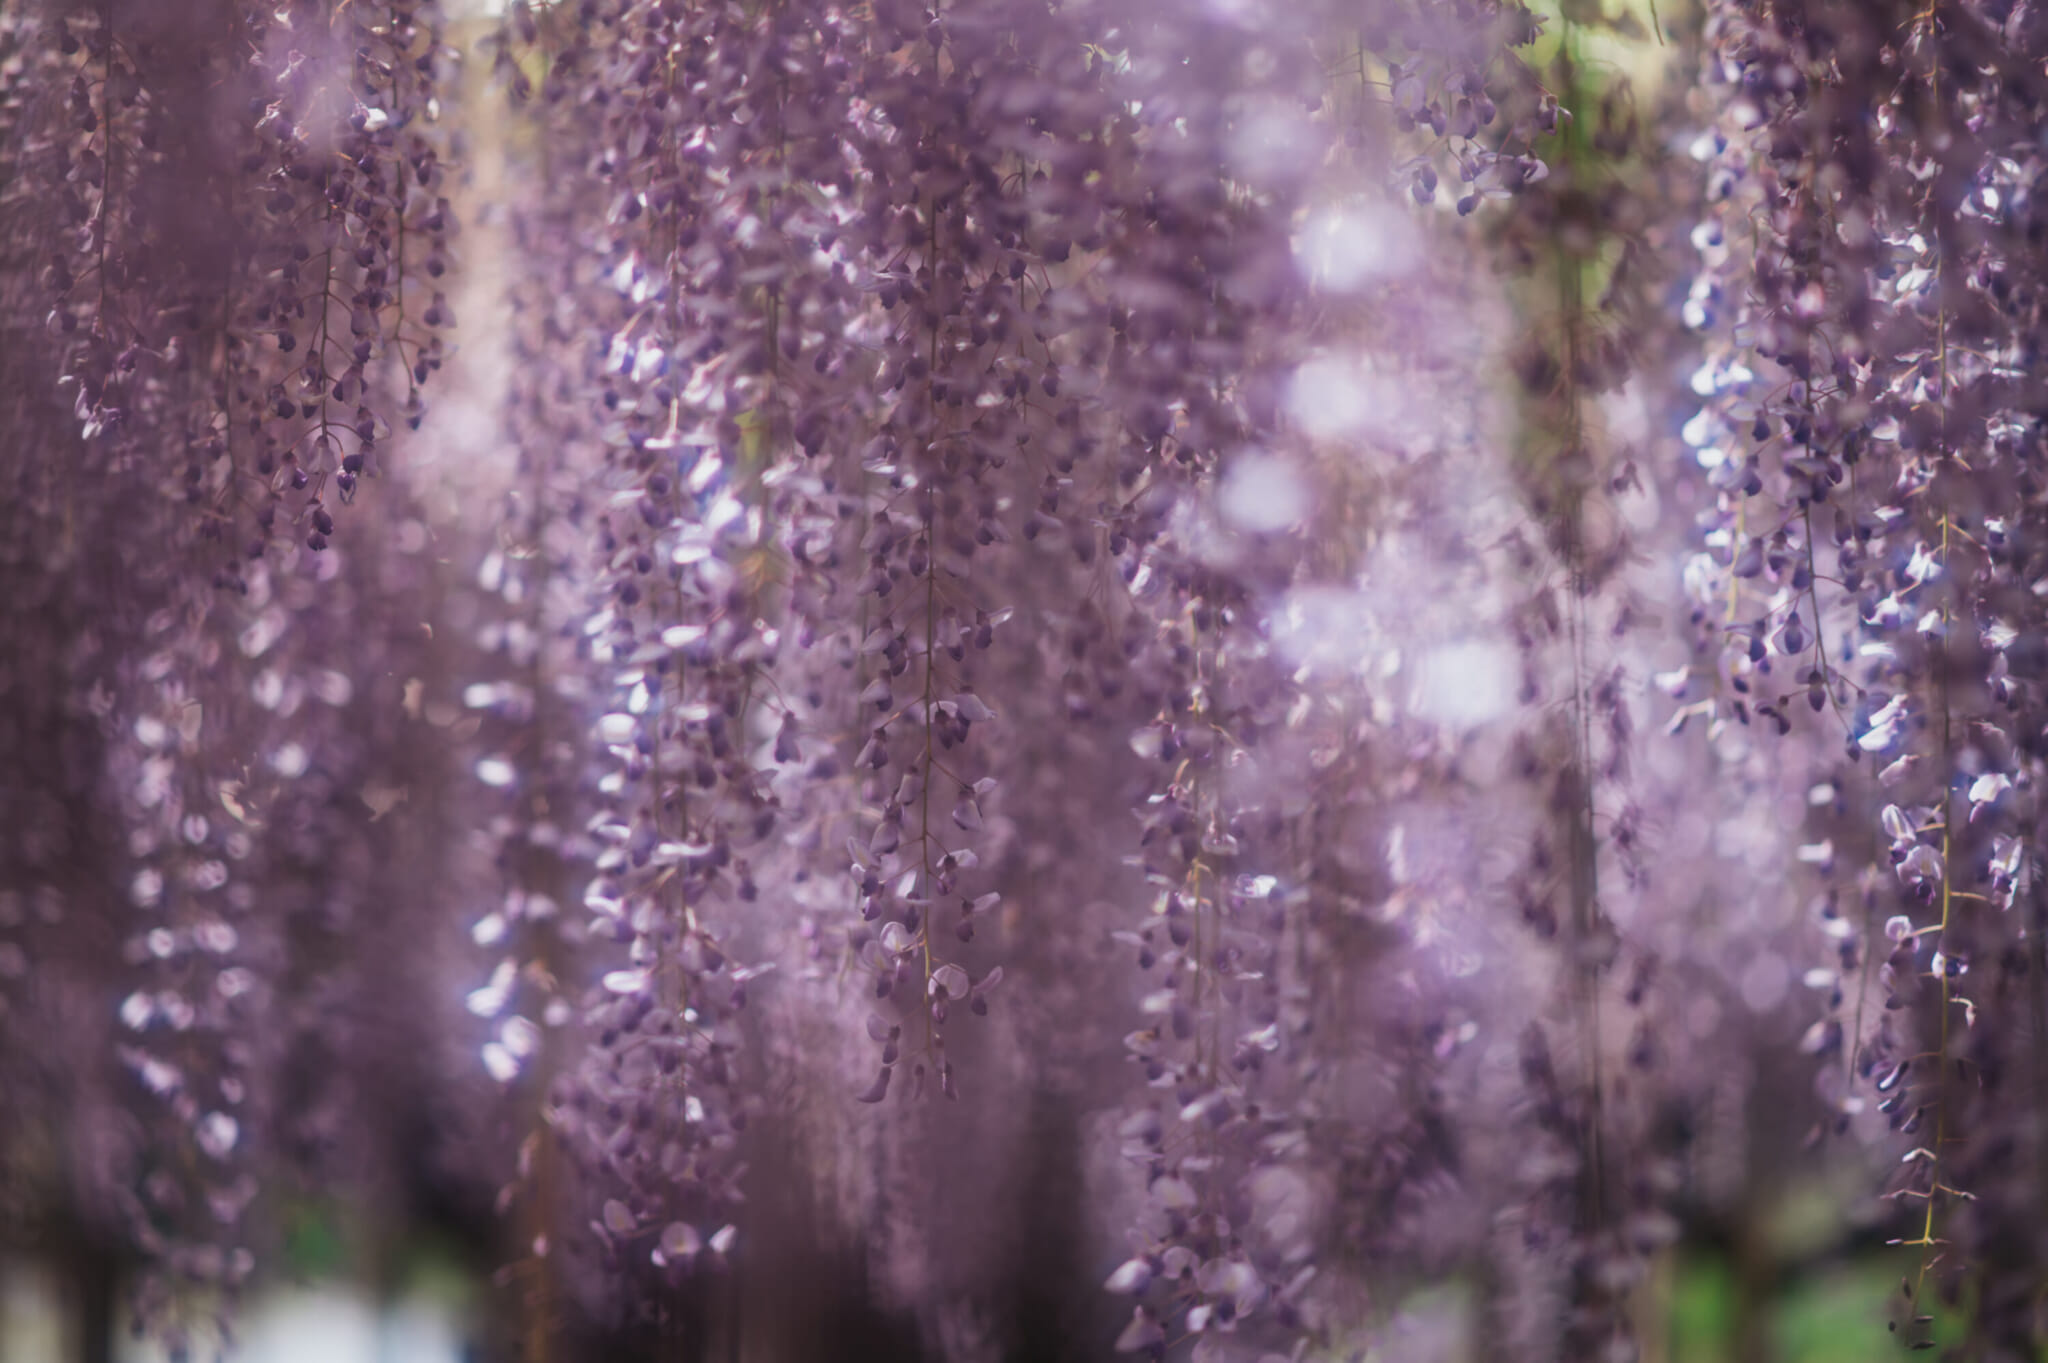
[1,0,458,1350]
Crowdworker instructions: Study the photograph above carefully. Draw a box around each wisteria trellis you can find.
[5,0,2048,1359]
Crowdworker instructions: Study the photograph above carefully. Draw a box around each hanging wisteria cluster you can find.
[9,0,2048,1359]
[1682,0,2048,1354]
[2,0,462,1354]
